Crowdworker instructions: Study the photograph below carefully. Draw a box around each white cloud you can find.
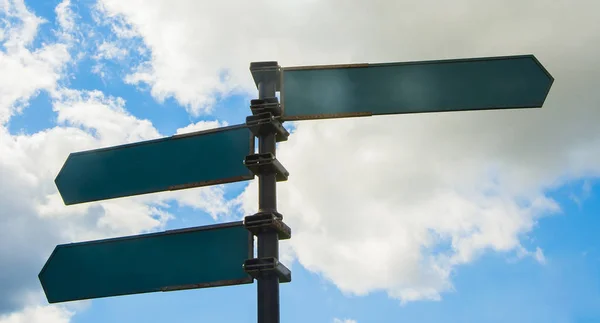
[175,120,228,135]
[0,1,78,312]
[154,186,234,221]
[1,0,599,318]
[236,103,599,301]
[90,62,104,77]
[0,305,73,323]
[0,16,70,125]
[53,88,161,146]
[54,0,75,34]
[514,245,546,265]
[534,247,546,265]
[0,4,243,315]
[96,0,599,115]
[95,0,600,303]
[0,97,173,313]
[90,4,138,39]
[0,2,249,321]
[333,319,357,323]
[96,0,600,301]
[1,0,45,49]
[93,41,127,60]
[571,180,595,207]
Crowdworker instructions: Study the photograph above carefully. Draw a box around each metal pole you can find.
[257,80,280,323]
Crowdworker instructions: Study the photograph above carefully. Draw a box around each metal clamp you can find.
[244,153,289,181]
[244,257,291,283]
[250,97,282,117]
[246,112,289,142]
[244,211,291,240]
[250,62,281,92]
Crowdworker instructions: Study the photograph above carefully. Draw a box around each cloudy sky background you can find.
[1,0,599,322]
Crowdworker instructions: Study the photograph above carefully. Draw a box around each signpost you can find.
[280,55,553,120]
[55,125,254,205]
[39,222,253,303]
[42,54,554,323]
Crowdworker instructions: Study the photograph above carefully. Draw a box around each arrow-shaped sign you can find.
[39,222,253,303]
[55,125,254,205]
[280,55,553,121]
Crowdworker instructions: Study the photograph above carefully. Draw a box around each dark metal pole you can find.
[257,80,280,323]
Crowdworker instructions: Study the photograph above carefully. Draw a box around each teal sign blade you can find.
[280,55,553,121]
[55,125,254,205]
[39,222,253,303]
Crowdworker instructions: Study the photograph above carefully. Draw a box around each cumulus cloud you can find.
[0,2,244,316]
[1,84,238,314]
[2,0,600,320]
[236,89,599,301]
[0,90,173,313]
[0,0,76,312]
[175,119,228,135]
[54,0,75,36]
[52,89,161,146]
[0,0,70,125]
[96,0,598,114]
[94,0,600,302]
[0,305,73,323]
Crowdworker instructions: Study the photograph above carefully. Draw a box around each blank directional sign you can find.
[39,222,253,303]
[55,125,254,205]
[280,55,553,121]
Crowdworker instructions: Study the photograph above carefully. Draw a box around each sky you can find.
[0,0,599,322]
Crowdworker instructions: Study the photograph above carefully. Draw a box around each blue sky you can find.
[1,1,600,323]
